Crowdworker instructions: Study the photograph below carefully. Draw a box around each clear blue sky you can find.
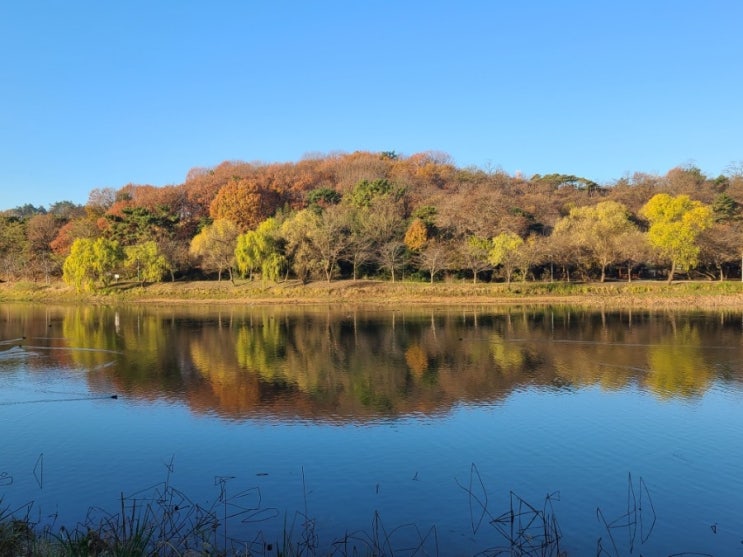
[2,1,741,211]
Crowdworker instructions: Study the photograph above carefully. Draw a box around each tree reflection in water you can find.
[2,304,740,421]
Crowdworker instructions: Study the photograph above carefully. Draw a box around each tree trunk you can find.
[667,261,676,284]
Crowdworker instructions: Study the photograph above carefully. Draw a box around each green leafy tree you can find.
[532,173,600,196]
[489,232,523,284]
[125,241,168,285]
[411,205,437,227]
[104,205,178,246]
[62,237,123,291]
[307,187,342,211]
[0,216,29,281]
[711,192,740,222]
[235,217,286,282]
[349,178,404,208]
[236,229,268,280]
[2,204,46,218]
[640,194,713,282]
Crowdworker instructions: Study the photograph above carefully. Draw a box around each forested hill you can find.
[1,151,741,288]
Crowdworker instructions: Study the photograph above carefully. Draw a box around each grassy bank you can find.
[2,278,743,309]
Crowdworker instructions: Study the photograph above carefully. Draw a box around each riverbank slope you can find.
[2,279,743,309]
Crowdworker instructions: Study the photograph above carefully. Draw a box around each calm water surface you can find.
[1,304,742,555]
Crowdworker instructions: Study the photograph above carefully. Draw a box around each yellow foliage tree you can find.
[189,219,239,282]
[640,194,712,282]
[489,232,523,284]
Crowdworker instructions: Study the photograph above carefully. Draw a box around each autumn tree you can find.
[553,201,639,282]
[306,204,352,282]
[280,210,323,283]
[663,165,708,198]
[376,238,407,282]
[698,224,740,280]
[209,177,282,231]
[514,235,546,282]
[459,235,492,284]
[616,230,653,282]
[345,207,376,280]
[278,206,352,283]
[124,241,168,285]
[50,217,100,257]
[489,232,523,284]
[404,218,428,251]
[366,196,407,282]
[62,237,123,291]
[416,239,453,283]
[189,219,240,282]
[157,236,190,282]
[640,194,713,282]
[26,213,65,282]
[330,151,391,192]
[86,187,117,217]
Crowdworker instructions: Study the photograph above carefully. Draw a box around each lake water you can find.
[1,303,742,555]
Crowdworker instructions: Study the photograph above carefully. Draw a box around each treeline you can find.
[1,151,742,289]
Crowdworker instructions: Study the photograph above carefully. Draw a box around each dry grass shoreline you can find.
[2,278,743,310]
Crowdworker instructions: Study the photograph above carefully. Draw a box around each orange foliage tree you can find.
[209,178,282,232]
